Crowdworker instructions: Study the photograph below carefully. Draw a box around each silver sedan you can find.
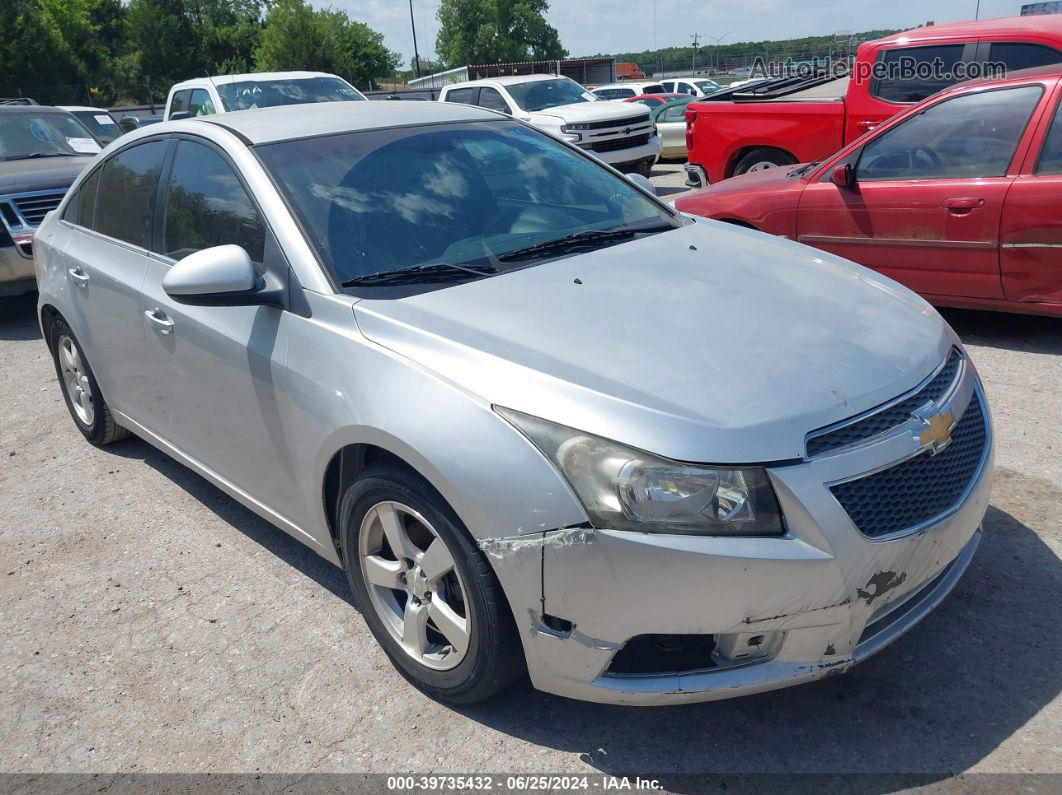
[33,101,992,705]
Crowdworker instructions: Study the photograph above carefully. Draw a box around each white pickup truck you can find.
[164,71,367,120]
[439,74,661,176]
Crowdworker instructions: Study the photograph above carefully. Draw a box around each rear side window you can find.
[445,87,477,105]
[62,167,102,228]
[162,140,265,263]
[188,89,217,117]
[987,42,1062,72]
[1036,97,1062,174]
[94,140,166,248]
[872,44,967,104]
[857,86,1042,181]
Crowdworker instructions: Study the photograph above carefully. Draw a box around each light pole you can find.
[975,0,981,19]
[409,0,421,79]
[707,31,732,74]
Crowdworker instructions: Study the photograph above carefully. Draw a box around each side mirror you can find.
[626,172,656,196]
[831,163,855,188]
[163,245,257,302]
[169,110,192,121]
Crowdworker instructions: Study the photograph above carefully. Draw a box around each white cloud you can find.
[325,0,1025,70]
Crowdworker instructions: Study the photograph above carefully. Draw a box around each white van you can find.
[164,72,367,120]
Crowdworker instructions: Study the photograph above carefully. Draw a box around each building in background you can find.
[1022,2,1062,14]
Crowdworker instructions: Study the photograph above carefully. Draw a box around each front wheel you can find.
[340,464,524,704]
[733,148,797,176]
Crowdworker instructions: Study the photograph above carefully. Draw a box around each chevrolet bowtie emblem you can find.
[916,408,955,454]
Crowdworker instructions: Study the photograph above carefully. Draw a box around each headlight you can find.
[497,408,784,536]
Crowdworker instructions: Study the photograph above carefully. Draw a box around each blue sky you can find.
[331,1,1032,67]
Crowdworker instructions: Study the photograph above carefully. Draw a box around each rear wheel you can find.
[48,317,130,446]
[340,463,524,704]
[733,148,797,176]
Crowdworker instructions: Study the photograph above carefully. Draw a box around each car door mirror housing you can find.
[831,163,855,188]
[626,172,656,196]
[163,244,258,300]
[169,110,192,121]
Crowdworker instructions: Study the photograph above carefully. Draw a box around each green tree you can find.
[187,0,263,74]
[436,0,566,68]
[255,0,398,89]
[125,0,200,97]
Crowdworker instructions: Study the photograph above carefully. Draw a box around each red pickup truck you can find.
[684,15,1062,187]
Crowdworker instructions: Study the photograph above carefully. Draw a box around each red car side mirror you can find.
[831,163,855,188]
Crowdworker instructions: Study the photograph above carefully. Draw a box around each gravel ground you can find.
[1,262,1059,781]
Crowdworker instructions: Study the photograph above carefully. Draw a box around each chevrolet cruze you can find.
[33,101,993,705]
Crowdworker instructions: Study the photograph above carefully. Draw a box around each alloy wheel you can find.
[358,501,470,671]
[58,334,94,426]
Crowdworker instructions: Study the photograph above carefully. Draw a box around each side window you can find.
[661,81,675,92]
[170,90,191,115]
[162,141,265,263]
[94,140,166,248]
[857,86,1042,181]
[445,87,477,105]
[644,84,666,94]
[1036,97,1062,174]
[677,82,694,95]
[988,42,1062,72]
[477,87,510,113]
[872,44,967,104]
[188,88,217,117]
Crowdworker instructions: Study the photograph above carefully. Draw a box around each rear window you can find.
[216,76,365,111]
[872,44,967,104]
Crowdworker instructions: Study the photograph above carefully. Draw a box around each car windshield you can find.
[69,110,121,144]
[505,79,594,111]
[0,112,101,160]
[216,76,365,111]
[256,120,678,289]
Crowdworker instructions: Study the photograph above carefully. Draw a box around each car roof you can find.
[58,106,111,113]
[197,100,503,144]
[0,105,72,114]
[170,71,342,91]
[453,74,561,87]
[876,14,1062,45]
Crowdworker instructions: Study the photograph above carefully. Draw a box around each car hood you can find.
[0,156,91,195]
[532,101,649,125]
[353,220,954,463]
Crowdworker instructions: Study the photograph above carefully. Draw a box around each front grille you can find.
[569,114,650,131]
[12,191,64,225]
[591,133,651,153]
[807,349,962,457]
[830,393,987,539]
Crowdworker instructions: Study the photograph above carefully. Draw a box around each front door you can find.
[799,84,1044,300]
[136,137,299,510]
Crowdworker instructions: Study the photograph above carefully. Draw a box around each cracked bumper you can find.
[509,418,992,706]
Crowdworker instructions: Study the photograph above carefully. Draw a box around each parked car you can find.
[117,115,163,133]
[35,101,991,705]
[660,77,722,96]
[652,96,695,158]
[58,106,123,144]
[439,75,661,176]
[684,15,1062,186]
[0,105,100,295]
[624,93,688,108]
[676,66,1062,318]
[591,81,667,100]
[164,71,367,120]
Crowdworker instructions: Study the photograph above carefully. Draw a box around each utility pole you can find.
[691,33,701,73]
[974,0,981,19]
[409,0,421,79]
[707,31,731,74]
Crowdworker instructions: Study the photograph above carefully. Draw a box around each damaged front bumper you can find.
[492,390,993,706]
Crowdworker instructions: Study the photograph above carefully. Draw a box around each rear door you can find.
[60,139,170,416]
[1000,81,1062,306]
[799,84,1044,300]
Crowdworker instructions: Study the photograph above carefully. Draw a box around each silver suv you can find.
[0,105,100,295]
[34,102,992,705]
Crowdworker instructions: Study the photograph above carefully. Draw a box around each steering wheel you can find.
[910,145,941,172]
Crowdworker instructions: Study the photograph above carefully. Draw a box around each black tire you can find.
[636,158,654,178]
[340,463,525,704]
[733,148,797,176]
[48,317,131,446]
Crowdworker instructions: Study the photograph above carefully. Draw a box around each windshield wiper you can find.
[341,261,497,287]
[498,224,673,263]
[2,152,72,161]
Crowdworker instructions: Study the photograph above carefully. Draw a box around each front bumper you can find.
[0,244,36,295]
[509,367,992,705]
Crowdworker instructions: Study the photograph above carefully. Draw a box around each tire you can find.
[733,148,797,176]
[636,158,654,178]
[340,463,524,704]
[48,317,130,446]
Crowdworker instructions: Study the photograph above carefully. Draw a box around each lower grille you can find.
[830,393,987,539]
[12,191,64,225]
[591,133,651,153]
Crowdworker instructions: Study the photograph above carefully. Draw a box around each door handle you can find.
[856,120,879,131]
[67,267,89,287]
[942,197,985,214]
[144,307,174,335]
